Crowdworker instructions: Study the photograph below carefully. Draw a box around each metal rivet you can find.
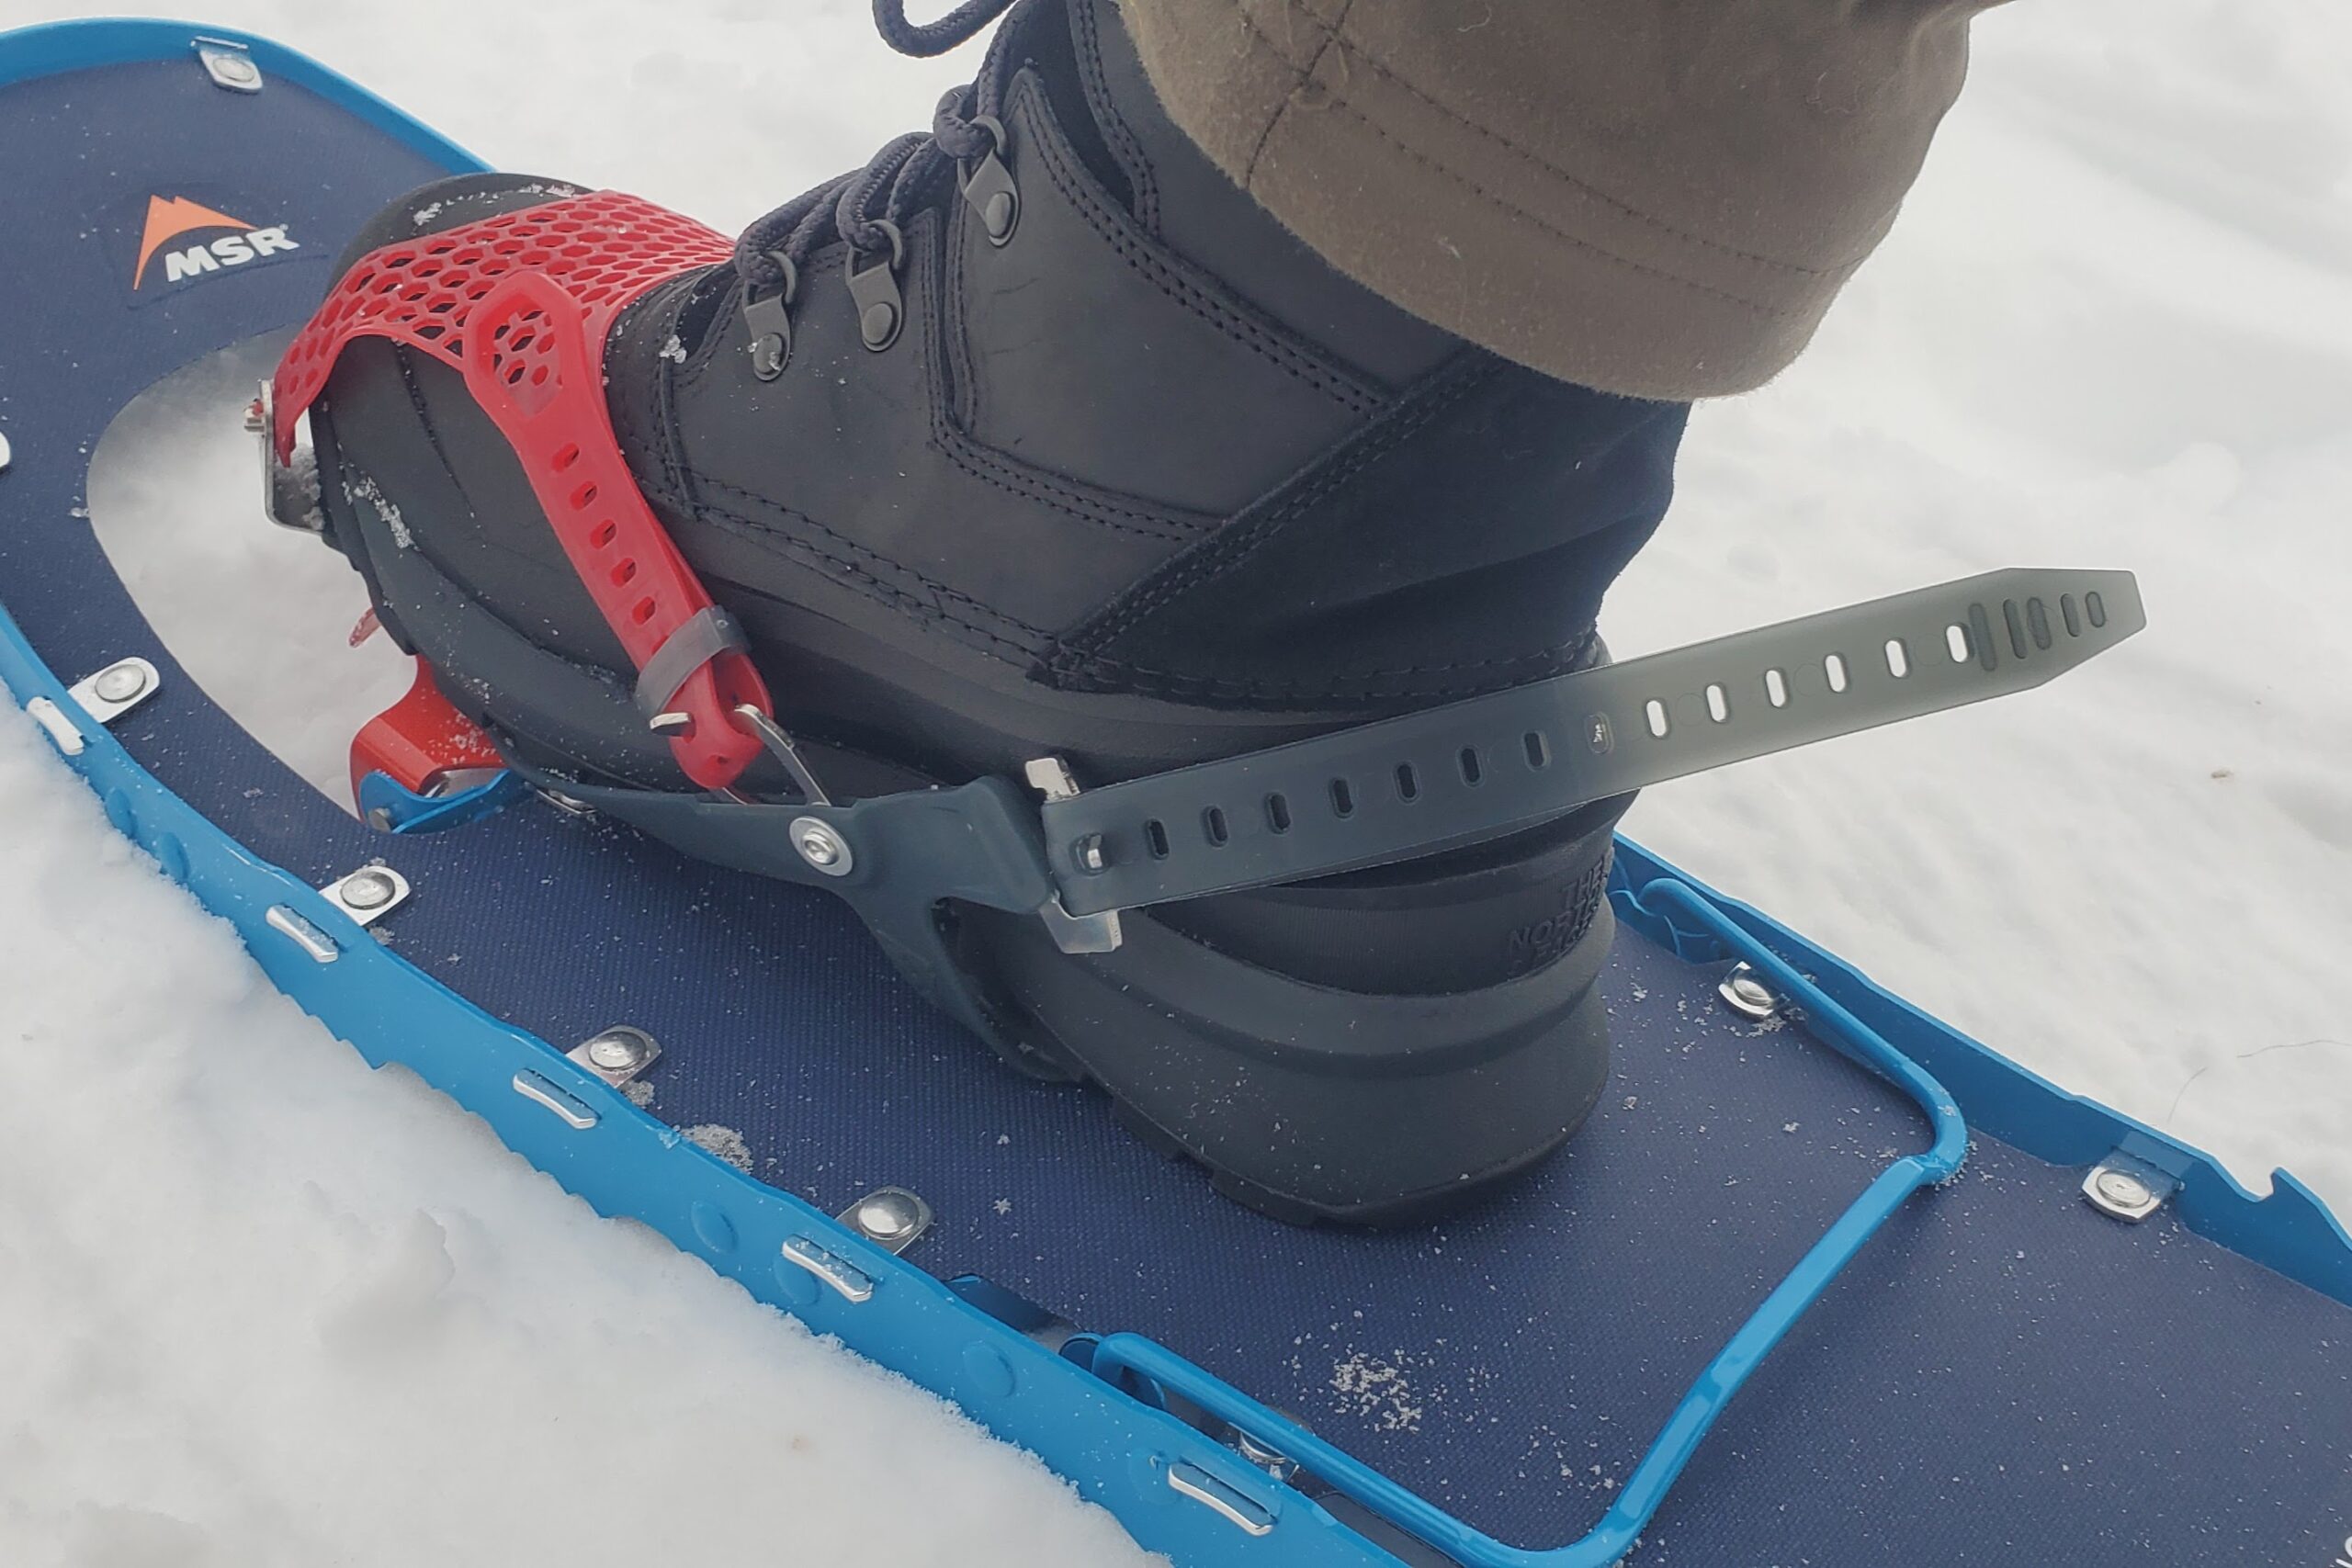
[1717,963,1778,1021]
[791,817,854,877]
[321,864,410,926]
[68,657,163,726]
[2082,1156,2170,1222]
[983,190,1016,241]
[837,1187,933,1254]
[92,663,148,704]
[750,333,786,380]
[196,41,263,93]
[1074,833,1107,874]
[339,868,397,910]
[1232,1431,1301,1483]
[587,1034,646,1072]
[859,300,900,351]
[569,1024,661,1086]
[857,1200,910,1238]
[2095,1169,2150,1209]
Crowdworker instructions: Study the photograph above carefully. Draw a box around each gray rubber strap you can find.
[632,605,748,718]
[1043,568,2144,917]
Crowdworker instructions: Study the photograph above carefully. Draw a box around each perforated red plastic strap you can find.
[273,191,769,790]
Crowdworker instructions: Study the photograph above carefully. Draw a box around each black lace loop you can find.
[873,0,1020,59]
[732,0,1023,300]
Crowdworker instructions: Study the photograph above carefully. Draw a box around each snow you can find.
[0,0,2347,1560]
[0,706,1153,1566]
[84,344,417,807]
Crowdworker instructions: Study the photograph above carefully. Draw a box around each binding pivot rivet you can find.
[791,817,854,876]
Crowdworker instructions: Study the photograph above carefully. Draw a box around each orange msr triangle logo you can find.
[134,196,254,288]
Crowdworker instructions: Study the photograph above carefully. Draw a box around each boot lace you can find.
[729,0,1024,364]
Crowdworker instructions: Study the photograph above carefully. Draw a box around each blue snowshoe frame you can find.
[3,23,2347,1567]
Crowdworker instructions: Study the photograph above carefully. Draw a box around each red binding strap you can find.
[273,191,771,791]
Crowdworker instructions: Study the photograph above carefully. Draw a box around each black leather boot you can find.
[300,0,1689,1224]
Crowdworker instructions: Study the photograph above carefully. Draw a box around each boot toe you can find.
[311,173,635,694]
[325,171,586,276]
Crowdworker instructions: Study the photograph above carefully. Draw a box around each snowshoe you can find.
[9,17,2348,1568]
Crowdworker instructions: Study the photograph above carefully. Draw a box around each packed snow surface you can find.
[2,0,2348,1562]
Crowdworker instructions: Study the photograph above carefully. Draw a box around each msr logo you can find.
[2331,1532,2352,1568]
[131,194,299,290]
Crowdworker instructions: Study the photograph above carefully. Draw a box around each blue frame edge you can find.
[1610,841,2352,1308]
[0,16,482,168]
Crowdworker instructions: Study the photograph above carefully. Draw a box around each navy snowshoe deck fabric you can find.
[5,45,2349,1565]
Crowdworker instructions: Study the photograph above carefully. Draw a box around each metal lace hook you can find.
[744,250,797,381]
[846,219,908,353]
[727,703,831,807]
